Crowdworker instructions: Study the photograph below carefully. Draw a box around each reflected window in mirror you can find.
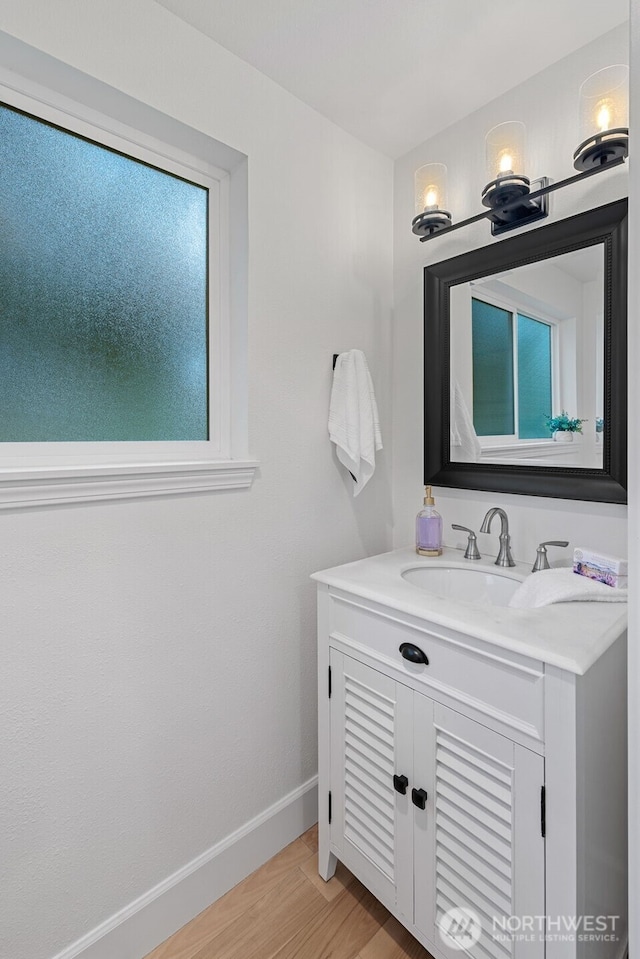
[451,244,605,470]
[470,299,553,441]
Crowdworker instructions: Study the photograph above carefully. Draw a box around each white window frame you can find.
[0,52,256,509]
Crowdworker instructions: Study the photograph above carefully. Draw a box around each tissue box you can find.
[573,548,628,589]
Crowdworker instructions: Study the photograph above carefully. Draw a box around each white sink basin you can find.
[401,564,523,607]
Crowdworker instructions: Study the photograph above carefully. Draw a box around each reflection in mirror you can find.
[450,245,604,468]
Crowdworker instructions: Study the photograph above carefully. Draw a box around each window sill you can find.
[0,459,259,510]
[480,442,563,459]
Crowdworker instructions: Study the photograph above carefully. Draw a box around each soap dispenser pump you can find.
[416,486,443,556]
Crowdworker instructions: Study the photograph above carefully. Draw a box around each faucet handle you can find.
[532,540,569,572]
[452,524,481,561]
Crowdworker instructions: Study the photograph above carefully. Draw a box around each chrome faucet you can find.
[480,507,515,567]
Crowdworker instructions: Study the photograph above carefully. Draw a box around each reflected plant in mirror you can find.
[545,411,586,442]
[424,200,627,503]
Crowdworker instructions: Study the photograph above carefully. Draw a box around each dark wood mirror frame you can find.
[424,198,627,504]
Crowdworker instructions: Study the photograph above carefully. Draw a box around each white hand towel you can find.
[329,350,383,496]
[509,567,627,608]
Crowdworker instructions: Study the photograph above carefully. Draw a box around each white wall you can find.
[393,24,629,564]
[0,3,393,958]
[626,4,638,957]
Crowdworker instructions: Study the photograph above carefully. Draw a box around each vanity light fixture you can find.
[411,163,452,238]
[413,66,628,243]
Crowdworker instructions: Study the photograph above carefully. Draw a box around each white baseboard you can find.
[51,776,318,959]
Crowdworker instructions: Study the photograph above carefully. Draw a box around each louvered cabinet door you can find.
[415,703,545,959]
[329,650,414,918]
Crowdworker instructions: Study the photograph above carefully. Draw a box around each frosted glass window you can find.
[517,313,552,440]
[0,102,209,442]
[472,298,514,436]
[472,299,553,441]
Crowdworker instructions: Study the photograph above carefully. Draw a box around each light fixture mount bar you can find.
[418,154,626,242]
[487,176,550,236]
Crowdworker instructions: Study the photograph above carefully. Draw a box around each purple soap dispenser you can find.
[416,485,443,556]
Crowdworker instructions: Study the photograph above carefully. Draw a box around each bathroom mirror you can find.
[424,199,627,503]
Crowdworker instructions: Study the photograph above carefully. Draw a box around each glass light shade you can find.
[485,121,526,181]
[414,163,448,215]
[574,65,629,171]
[578,65,628,142]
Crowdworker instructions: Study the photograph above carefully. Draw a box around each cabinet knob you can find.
[393,774,409,795]
[399,643,429,665]
[412,787,428,809]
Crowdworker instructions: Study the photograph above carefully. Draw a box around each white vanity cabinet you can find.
[329,650,544,958]
[313,552,627,959]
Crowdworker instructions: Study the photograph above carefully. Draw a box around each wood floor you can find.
[144,824,435,959]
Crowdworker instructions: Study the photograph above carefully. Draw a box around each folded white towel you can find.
[329,350,383,496]
[450,381,481,463]
[509,567,628,608]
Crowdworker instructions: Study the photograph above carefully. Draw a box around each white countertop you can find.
[311,546,627,676]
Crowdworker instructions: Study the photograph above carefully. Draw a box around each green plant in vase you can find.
[545,410,586,443]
